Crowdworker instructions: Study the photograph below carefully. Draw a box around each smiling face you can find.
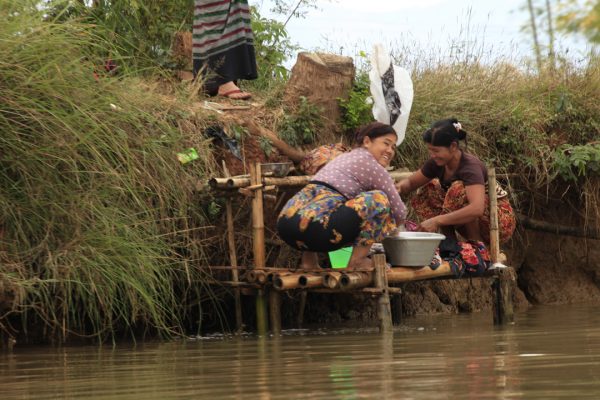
[363,133,397,167]
[426,142,459,166]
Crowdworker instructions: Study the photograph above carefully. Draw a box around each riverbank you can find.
[1,4,600,344]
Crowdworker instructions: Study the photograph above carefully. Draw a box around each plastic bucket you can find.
[328,247,352,269]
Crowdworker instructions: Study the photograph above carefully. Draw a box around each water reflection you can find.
[2,304,600,399]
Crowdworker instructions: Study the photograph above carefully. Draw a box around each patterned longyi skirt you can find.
[277,184,397,252]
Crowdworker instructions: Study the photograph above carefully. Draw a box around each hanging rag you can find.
[369,43,414,145]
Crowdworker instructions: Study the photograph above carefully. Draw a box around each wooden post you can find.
[391,291,403,326]
[492,268,515,325]
[488,167,500,263]
[250,162,269,336]
[488,167,514,325]
[223,162,243,334]
[373,254,393,334]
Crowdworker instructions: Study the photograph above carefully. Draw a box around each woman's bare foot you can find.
[346,245,373,271]
[217,81,251,100]
[346,257,373,271]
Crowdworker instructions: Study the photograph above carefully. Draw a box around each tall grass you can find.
[396,54,600,218]
[0,3,218,342]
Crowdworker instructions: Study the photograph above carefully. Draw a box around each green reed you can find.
[0,3,218,342]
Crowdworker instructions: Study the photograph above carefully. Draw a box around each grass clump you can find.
[0,3,218,342]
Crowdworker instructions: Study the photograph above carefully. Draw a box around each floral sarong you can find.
[277,184,397,252]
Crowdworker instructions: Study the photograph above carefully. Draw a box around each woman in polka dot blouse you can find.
[277,122,407,270]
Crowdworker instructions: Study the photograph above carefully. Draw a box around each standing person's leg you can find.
[192,0,257,99]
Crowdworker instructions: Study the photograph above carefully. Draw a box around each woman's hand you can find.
[418,216,441,233]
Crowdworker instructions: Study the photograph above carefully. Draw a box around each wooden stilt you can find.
[488,167,514,325]
[255,289,268,335]
[297,291,307,328]
[391,291,403,326]
[373,254,393,334]
[269,289,282,335]
[250,162,268,336]
[492,268,515,325]
[223,161,243,334]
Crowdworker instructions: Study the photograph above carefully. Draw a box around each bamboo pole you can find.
[323,271,343,289]
[488,168,500,263]
[339,271,373,290]
[298,273,324,288]
[273,273,302,290]
[250,163,268,336]
[386,263,453,283]
[251,163,266,269]
[246,269,267,284]
[488,167,514,325]
[208,171,516,191]
[223,162,243,333]
[373,254,393,334]
[208,171,412,190]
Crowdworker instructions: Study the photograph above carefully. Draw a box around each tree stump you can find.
[284,52,355,138]
[172,31,193,72]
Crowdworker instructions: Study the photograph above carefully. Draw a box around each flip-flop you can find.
[220,89,252,100]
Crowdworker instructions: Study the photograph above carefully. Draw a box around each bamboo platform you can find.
[208,162,515,335]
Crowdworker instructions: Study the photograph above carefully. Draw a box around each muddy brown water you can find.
[2,304,600,399]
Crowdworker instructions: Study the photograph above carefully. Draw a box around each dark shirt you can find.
[421,151,487,191]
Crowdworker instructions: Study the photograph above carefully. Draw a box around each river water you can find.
[2,304,600,399]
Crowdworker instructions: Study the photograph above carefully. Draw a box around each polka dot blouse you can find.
[312,147,407,224]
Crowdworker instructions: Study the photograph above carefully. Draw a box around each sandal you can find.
[219,89,252,100]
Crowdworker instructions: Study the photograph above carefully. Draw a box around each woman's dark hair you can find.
[354,122,397,146]
[422,118,467,147]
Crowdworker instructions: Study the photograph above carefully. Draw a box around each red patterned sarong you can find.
[411,179,516,243]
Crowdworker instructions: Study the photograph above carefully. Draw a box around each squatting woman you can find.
[277,122,407,270]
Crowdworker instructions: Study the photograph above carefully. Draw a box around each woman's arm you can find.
[419,184,486,232]
[397,170,431,195]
